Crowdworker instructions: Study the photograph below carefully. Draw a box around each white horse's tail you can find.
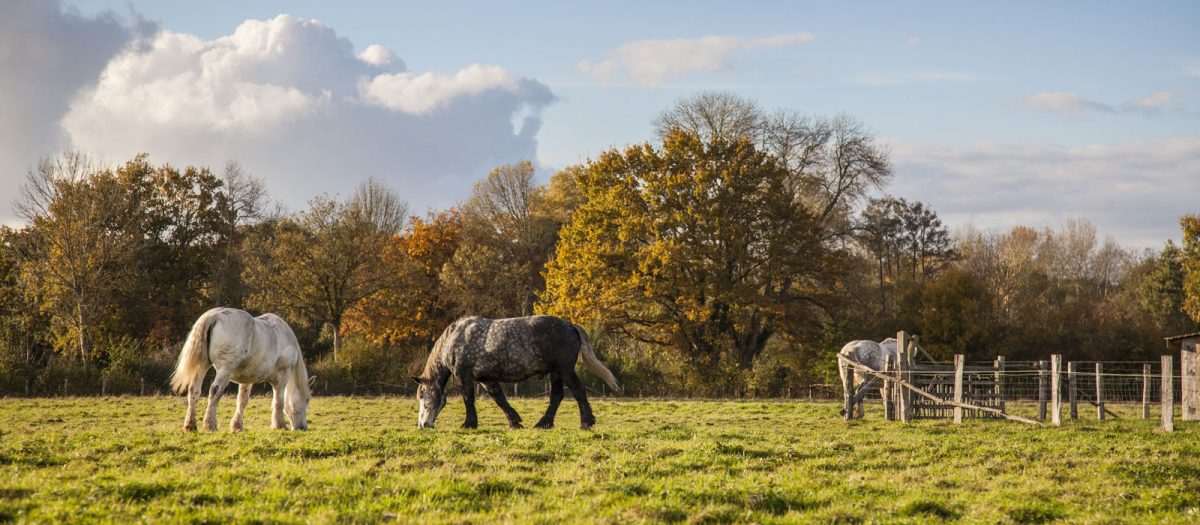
[574,325,619,392]
[170,310,218,393]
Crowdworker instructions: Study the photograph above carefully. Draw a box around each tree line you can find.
[1,92,1197,397]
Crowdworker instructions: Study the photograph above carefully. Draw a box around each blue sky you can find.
[4,1,1198,246]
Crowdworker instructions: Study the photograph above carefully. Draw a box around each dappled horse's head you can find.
[414,377,447,429]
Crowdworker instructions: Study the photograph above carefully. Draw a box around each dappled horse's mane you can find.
[422,322,456,378]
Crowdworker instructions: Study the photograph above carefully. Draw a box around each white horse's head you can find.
[413,376,447,429]
[285,367,315,431]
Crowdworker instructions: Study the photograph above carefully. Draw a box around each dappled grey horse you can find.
[413,315,619,430]
[837,338,898,418]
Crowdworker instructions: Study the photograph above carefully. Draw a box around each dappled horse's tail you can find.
[574,325,620,392]
[170,310,218,393]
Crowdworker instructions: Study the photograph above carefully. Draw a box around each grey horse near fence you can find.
[413,315,620,430]
[837,338,899,418]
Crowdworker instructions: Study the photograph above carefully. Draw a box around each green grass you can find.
[0,396,1197,523]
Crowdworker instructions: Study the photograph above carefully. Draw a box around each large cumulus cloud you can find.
[59,14,554,211]
[0,0,153,215]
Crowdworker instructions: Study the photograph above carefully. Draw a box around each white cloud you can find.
[358,44,401,68]
[57,14,555,213]
[359,64,522,115]
[1024,91,1193,117]
[578,32,814,87]
[851,71,984,86]
[886,137,1200,248]
[0,0,153,207]
[905,36,921,48]
[1023,92,1115,116]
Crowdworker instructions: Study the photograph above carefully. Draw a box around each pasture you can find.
[0,397,1197,524]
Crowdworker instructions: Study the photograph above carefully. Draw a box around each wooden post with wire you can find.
[1068,361,1078,420]
[842,360,854,422]
[1037,360,1047,421]
[883,354,895,421]
[1142,363,1152,420]
[994,356,1005,414]
[953,354,964,424]
[1095,363,1105,421]
[1050,355,1062,426]
[1182,341,1197,421]
[1162,355,1174,432]
[897,331,911,423]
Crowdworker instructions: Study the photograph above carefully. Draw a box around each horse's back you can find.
[455,315,577,382]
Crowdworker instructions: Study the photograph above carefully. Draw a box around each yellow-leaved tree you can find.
[539,130,837,369]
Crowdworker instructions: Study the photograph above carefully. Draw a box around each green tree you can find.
[244,179,407,360]
[14,153,137,361]
[1138,242,1191,332]
[1182,215,1200,324]
[442,161,560,317]
[540,130,833,369]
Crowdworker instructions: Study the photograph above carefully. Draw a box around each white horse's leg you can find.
[203,369,233,431]
[184,379,202,431]
[231,383,251,432]
[271,384,286,430]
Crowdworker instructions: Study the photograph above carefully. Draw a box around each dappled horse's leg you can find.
[534,374,564,429]
[563,371,596,430]
[231,383,251,432]
[482,381,523,429]
[271,384,286,430]
[459,372,478,429]
[203,369,233,431]
[183,379,202,431]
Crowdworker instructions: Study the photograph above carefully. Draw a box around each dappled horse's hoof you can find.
[509,422,524,429]
[461,421,478,429]
[580,423,593,430]
[183,423,196,432]
[534,421,554,429]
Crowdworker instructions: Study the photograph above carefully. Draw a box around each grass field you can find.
[0,396,1197,524]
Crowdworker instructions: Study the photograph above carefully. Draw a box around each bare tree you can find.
[653,93,891,235]
[14,153,136,361]
[350,176,408,236]
[653,91,764,142]
[244,179,407,360]
[212,161,271,307]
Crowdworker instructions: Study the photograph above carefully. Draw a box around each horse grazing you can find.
[837,338,899,418]
[413,315,619,430]
[170,308,314,432]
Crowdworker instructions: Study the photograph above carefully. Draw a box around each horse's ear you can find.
[411,376,424,385]
[308,375,317,387]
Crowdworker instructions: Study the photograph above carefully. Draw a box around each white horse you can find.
[837,338,899,418]
[170,308,314,431]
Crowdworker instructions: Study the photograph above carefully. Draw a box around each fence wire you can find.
[845,358,1190,422]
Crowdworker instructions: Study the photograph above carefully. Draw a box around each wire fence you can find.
[842,356,1193,424]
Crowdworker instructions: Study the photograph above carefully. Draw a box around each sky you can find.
[2,1,1197,248]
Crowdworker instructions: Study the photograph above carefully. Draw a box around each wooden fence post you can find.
[898,331,912,423]
[1182,341,1197,421]
[994,356,1005,414]
[1068,361,1078,420]
[1050,355,1062,426]
[1037,360,1047,421]
[1162,355,1174,432]
[842,360,854,422]
[953,355,964,423]
[1142,363,1152,420]
[1095,363,1105,421]
[883,354,895,421]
